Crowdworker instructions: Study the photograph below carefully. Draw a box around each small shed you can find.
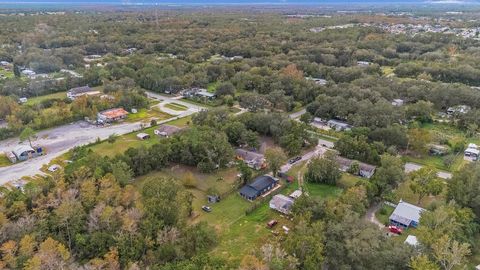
[404,235,419,247]
[289,190,303,199]
[137,133,150,140]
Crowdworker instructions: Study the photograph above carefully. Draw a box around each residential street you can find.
[0,92,206,184]
[404,162,452,180]
[280,142,328,173]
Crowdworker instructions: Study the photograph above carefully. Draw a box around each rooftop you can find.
[389,200,425,225]
[68,86,93,95]
[99,108,129,119]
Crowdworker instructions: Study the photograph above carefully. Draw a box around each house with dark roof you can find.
[67,86,101,100]
[336,156,376,179]
[235,149,266,170]
[389,200,425,228]
[239,175,278,201]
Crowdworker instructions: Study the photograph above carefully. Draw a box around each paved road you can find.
[404,162,452,180]
[280,142,328,173]
[0,92,206,184]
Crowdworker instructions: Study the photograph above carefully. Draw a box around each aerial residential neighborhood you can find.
[0,1,480,269]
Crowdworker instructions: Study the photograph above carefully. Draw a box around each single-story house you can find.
[391,99,404,107]
[327,119,352,132]
[67,86,101,100]
[289,190,302,199]
[336,156,376,179]
[196,91,216,100]
[239,175,278,201]
[389,200,425,228]
[235,149,266,170]
[97,108,129,123]
[12,145,40,162]
[404,235,419,247]
[154,125,182,137]
[137,133,150,140]
[269,194,295,214]
[465,143,479,161]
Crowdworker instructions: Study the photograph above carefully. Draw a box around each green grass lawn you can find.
[164,102,188,111]
[126,108,171,123]
[167,115,192,127]
[0,154,12,167]
[0,68,14,79]
[88,126,161,157]
[207,82,219,93]
[25,91,67,105]
[337,173,364,189]
[381,66,395,76]
[180,98,217,107]
[391,179,446,209]
[376,205,395,226]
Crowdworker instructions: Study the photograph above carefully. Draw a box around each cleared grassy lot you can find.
[25,91,67,105]
[164,102,188,111]
[0,154,12,167]
[126,108,171,123]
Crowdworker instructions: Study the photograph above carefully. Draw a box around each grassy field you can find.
[207,82,219,93]
[126,108,171,123]
[0,68,14,79]
[164,102,188,111]
[376,204,395,226]
[0,154,12,167]
[381,66,395,76]
[167,115,192,127]
[25,91,67,105]
[391,179,446,209]
[88,128,160,157]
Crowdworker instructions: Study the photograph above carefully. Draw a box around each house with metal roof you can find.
[327,119,352,131]
[269,194,294,214]
[239,175,278,201]
[12,145,40,162]
[465,143,479,161]
[389,200,426,228]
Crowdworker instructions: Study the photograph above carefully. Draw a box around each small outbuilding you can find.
[465,143,479,161]
[404,235,419,247]
[136,133,150,140]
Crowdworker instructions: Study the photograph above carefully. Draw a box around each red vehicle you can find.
[388,225,403,235]
[267,220,278,228]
